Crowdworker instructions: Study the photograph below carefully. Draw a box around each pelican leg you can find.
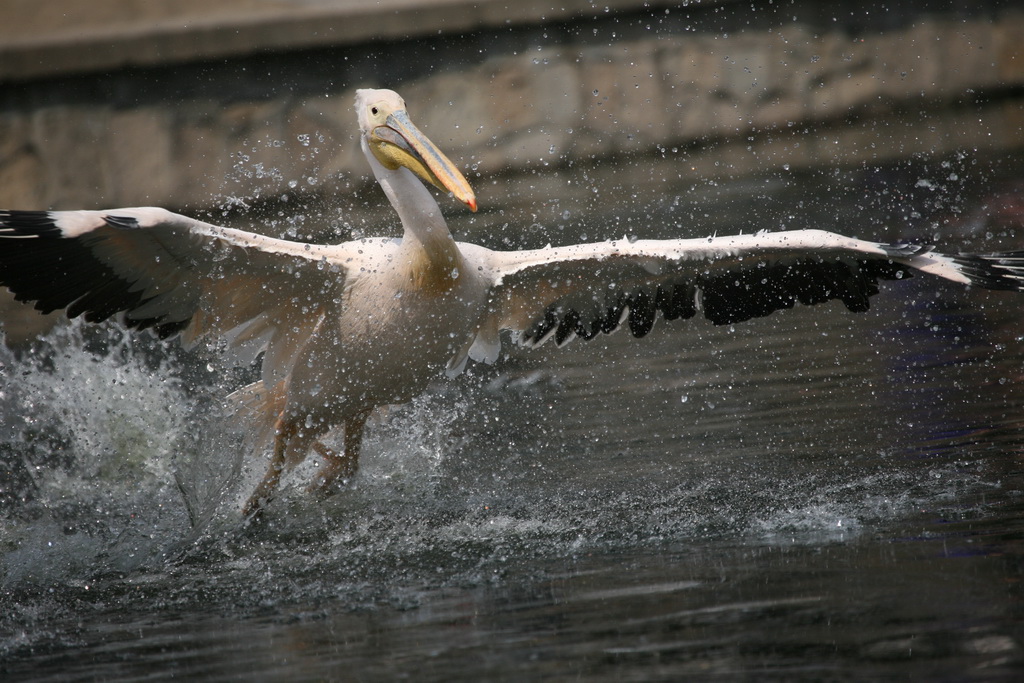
[242,414,298,518]
[307,409,371,494]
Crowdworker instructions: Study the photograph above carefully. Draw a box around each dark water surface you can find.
[2,151,1023,680]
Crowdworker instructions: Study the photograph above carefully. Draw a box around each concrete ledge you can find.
[0,0,672,82]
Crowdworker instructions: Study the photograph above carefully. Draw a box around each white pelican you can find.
[1,88,1022,517]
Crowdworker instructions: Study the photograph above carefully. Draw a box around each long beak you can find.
[369,109,477,212]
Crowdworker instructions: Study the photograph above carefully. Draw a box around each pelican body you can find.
[1,88,1022,517]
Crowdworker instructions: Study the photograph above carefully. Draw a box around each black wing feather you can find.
[0,210,173,331]
[521,255,914,345]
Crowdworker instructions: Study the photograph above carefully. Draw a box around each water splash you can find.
[0,322,204,584]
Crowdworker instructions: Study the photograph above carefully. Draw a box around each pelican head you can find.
[356,88,477,212]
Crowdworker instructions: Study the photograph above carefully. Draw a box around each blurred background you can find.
[2,0,1022,209]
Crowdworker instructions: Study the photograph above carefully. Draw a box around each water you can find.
[2,152,1023,680]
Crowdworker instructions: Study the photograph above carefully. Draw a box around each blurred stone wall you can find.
[1,1,1021,212]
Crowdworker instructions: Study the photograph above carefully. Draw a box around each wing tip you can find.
[0,210,62,238]
[951,252,1024,292]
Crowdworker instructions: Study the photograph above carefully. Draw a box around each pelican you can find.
[1,88,1022,517]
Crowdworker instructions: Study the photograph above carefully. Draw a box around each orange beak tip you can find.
[467,197,478,213]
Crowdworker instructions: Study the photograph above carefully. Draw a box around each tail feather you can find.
[225,379,287,450]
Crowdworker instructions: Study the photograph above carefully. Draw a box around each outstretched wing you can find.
[460,229,1024,364]
[0,207,352,383]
